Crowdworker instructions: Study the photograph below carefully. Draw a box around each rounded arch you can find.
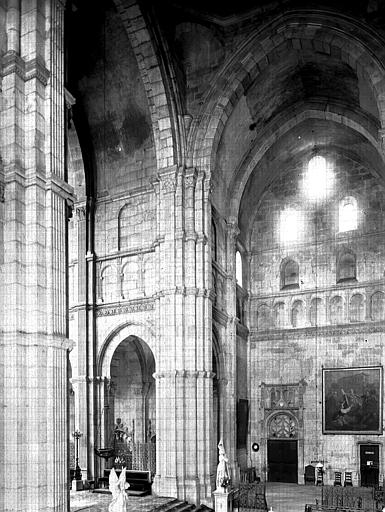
[371,290,385,321]
[330,295,344,324]
[291,299,305,328]
[266,410,299,439]
[98,322,156,377]
[190,10,385,171]
[233,109,385,228]
[257,303,271,330]
[280,257,299,290]
[337,247,357,283]
[349,293,365,323]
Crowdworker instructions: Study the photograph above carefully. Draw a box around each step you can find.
[152,498,214,512]
[162,502,195,512]
[152,499,198,512]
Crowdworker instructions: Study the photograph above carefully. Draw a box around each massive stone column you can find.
[153,167,213,506]
[0,1,72,511]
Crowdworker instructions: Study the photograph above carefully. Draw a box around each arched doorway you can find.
[267,413,298,483]
[102,335,156,473]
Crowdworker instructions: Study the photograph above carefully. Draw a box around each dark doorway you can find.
[267,440,298,483]
[360,444,379,487]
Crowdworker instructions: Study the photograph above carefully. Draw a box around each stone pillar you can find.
[0,1,72,511]
[70,203,92,481]
[153,166,213,506]
[223,219,240,483]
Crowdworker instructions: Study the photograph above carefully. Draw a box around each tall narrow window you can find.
[337,250,356,283]
[281,259,299,290]
[303,155,332,200]
[371,291,385,321]
[236,250,243,287]
[349,294,364,323]
[273,302,285,329]
[100,265,116,302]
[330,296,343,324]
[291,300,304,328]
[310,298,323,326]
[339,196,357,232]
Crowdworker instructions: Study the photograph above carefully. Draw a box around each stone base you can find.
[213,489,234,512]
[72,479,84,491]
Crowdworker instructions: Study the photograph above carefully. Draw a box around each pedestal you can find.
[213,489,234,512]
[72,480,84,491]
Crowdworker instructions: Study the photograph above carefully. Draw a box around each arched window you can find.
[310,298,323,326]
[371,291,385,321]
[337,250,356,283]
[211,219,217,261]
[273,302,285,329]
[281,259,299,290]
[330,296,343,324]
[236,250,243,287]
[339,196,357,232]
[291,300,304,328]
[257,304,270,330]
[100,265,116,302]
[121,259,138,299]
[303,155,332,200]
[349,294,364,323]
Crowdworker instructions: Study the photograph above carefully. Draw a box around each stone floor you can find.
[71,484,322,512]
[265,482,322,512]
[70,490,175,512]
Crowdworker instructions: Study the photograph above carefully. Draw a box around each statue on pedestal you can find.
[216,439,231,491]
[108,467,130,512]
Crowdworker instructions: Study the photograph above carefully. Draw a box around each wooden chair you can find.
[304,465,316,485]
[344,471,353,487]
[334,471,342,486]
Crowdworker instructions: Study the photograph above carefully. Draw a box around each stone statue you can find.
[108,467,130,512]
[216,439,231,491]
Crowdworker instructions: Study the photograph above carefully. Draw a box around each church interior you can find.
[3,0,385,510]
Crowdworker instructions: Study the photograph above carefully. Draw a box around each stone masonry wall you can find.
[248,152,385,485]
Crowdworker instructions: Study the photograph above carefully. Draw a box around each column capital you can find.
[76,204,87,221]
[153,370,214,379]
[184,167,199,188]
[226,217,240,240]
[157,165,180,194]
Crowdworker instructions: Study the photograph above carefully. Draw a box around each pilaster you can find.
[223,218,241,483]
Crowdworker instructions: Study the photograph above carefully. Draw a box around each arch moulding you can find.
[98,322,157,378]
[190,11,385,174]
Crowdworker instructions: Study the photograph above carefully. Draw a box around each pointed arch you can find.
[113,0,184,169]
[98,322,156,378]
[191,11,385,173]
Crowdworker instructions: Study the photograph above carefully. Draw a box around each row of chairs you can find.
[304,465,352,486]
[334,471,353,487]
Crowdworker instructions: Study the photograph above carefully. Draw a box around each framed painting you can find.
[323,366,382,434]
